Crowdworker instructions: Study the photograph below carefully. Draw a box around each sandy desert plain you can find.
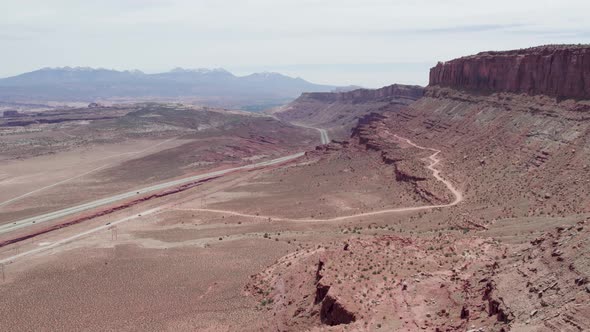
[1,45,590,332]
[0,110,465,331]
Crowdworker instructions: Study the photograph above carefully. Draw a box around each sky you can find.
[1,0,589,88]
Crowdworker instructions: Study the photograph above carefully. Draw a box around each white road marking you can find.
[0,124,343,263]
[0,152,304,235]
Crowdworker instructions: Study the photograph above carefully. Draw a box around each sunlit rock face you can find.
[430,45,590,100]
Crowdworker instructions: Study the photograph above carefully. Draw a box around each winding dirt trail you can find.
[178,134,462,222]
[0,133,461,263]
[394,134,463,206]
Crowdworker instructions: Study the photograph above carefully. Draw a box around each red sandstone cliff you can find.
[430,45,590,100]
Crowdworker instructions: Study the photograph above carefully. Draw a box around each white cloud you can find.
[0,0,588,87]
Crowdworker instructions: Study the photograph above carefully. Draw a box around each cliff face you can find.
[300,84,424,103]
[429,45,590,100]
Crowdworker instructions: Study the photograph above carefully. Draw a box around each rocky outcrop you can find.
[386,86,590,216]
[247,235,511,331]
[313,260,357,325]
[430,45,590,100]
[350,112,387,149]
[349,112,455,204]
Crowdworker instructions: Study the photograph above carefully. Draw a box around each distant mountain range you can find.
[0,67,353,110]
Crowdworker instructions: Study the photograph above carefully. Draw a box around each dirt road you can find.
[0,152,304,235]
[1,133,460,263]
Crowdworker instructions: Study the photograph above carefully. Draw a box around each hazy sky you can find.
[1,0,589,87]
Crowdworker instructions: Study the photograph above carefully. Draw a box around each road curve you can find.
[0,152,304,235]
[319,128,330,144]
[0,134,459,264]
[264,115,330,145]
[0,121,330,236]
[170,134,463,222]
[290,122,330,144]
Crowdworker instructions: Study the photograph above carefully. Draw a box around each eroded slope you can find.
[272,84,423,139]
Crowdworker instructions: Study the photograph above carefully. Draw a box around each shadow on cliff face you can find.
[319,292,357,326]
[314,260,357,326]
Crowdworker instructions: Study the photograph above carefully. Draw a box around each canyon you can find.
[0,45,588,332]
[272,83,424,138]
[257,45,590,331]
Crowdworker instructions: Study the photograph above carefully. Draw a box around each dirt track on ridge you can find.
[169,134,462,222]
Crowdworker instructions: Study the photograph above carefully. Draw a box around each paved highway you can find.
[0,208,161,264]
[319,128,330,144]
[0,133,461,264]
[0,152,304,235]
[0,122,329,236]
[290,122,330,144]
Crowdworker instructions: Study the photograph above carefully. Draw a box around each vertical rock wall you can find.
[429,45,590,99]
